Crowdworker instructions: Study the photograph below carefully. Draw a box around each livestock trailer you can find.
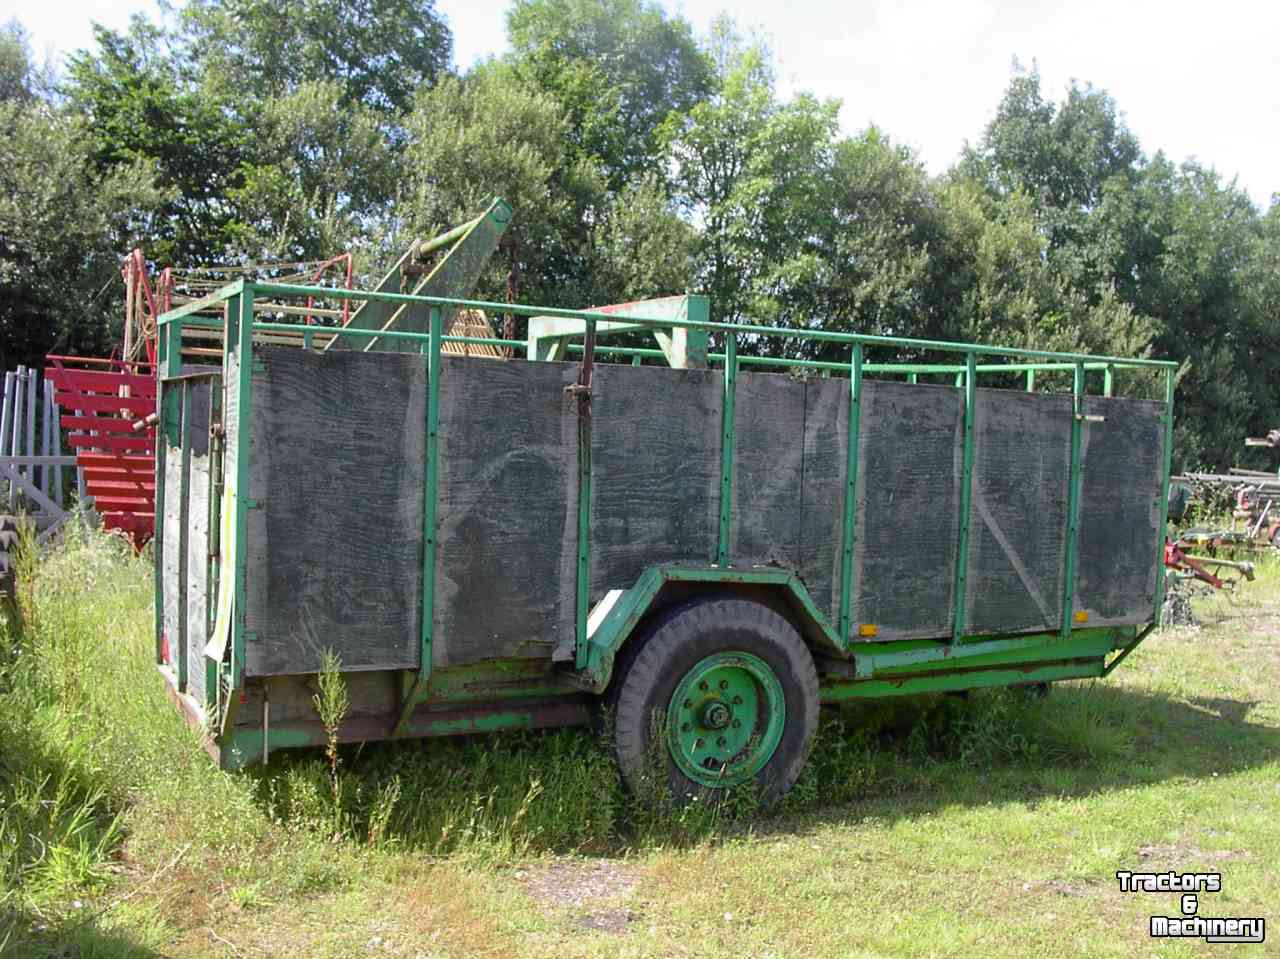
[155,256,1177,800]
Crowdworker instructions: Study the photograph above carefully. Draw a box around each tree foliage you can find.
[6,7,1278,471]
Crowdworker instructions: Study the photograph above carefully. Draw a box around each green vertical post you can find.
[952,352,977,642]
[717,332,738,565]
[1103,364,1114,397]
[574,319,596,669]
[302,328,314,350]
[837,343,864,644]
[175,382,192,690]
[1151,367,1175,622]
[1060,361,1086,640]
[421,306,443,672]
[153,319,172,664]
[908,372,917,385]
[631,354,641,367]
[230,288,254,686]
[1025,369,1035,392]
[393,306,444,736]
[954,371,963,387]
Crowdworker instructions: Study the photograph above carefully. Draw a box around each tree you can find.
[64,19,250,265]
[225,80,398,261]
[661,21,839,343]
[507,0,711,190]
[0,100,166,368]
[180,0,451,114]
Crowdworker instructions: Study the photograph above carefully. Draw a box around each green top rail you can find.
[158,278,1178,372]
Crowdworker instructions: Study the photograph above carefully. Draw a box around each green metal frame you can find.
[952,352,977,641]
[1061,362,1086,637]
[717,331,737,564]
[837,343,863,641]
[155,274,1177,757]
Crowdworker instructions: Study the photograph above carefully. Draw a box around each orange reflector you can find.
[858,624,879,637]
[1073,611,1089,623]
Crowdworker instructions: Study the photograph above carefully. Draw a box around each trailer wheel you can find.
[610,597,819,803]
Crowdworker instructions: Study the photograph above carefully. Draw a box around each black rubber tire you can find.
[610,596,819,804]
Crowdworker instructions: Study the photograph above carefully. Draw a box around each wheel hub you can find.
[701,701,731,729]
[667,651,786,787]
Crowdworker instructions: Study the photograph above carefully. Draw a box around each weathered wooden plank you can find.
[851,381,963,640]
[798,377,847,624]
[964,389,1072,635]
[1074,396,1164,626]
[589,365,721,600]
[185,381,211,702]
[432,357,579,667]
[730,371,805,568]
[244,347,427,676]
[161,429,184,672]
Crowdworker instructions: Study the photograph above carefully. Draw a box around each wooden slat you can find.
[59,415,142,434]
[67,434,154,452]
[46,368,156,394]
[55,393,154,414]
[87,479,156,493]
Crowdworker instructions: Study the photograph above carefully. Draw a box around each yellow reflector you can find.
[858,624,879,637]
[1073,611,1089,623]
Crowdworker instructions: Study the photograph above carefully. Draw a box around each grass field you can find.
[1,526,1276,957]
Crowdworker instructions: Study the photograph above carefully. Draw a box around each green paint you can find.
[393,305,444,737]
[1103,364,1114,397]
[717,331,737,565]
[528,294,709,368]
[211,281,1175,373]
[153,321,172,665]
[232,290,254,687]
[176,383,192,691]
[952,353,976,642]
[425,659,577,703]
[837,343,863,643]
[1026,369,1035,392]
[820,660,1105,702]
[574,319,596,669]
[1151,368,1176,621]
[580,565,843,692]
[667,650,785,787]
[1060,361,1085,639]
[867,627,1122,676]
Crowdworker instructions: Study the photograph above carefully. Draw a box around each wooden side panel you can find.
[588,365,720,600]
[432,357,579,667]
[965,389,1072,635]
[1074,396,1164,626]
[852,381,963,641]
[799,377,847,624]
[244,347,427,676]
[730,371,805,568]
[161,420,183,672]
[184,381,212,702]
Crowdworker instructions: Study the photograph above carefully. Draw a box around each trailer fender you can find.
[576,565,845,694]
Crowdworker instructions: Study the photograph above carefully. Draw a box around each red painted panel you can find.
[55,393,155,415]
[67,434,154,452]
[58,415,140,433]
[46,368,157,395]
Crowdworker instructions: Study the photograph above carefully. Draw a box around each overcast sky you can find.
[5,0,1276,208]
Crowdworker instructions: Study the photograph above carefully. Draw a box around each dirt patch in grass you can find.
[1135,842,1251,867]
[514,858,640,909]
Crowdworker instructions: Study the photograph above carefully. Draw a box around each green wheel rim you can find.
[667,651,786,788]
